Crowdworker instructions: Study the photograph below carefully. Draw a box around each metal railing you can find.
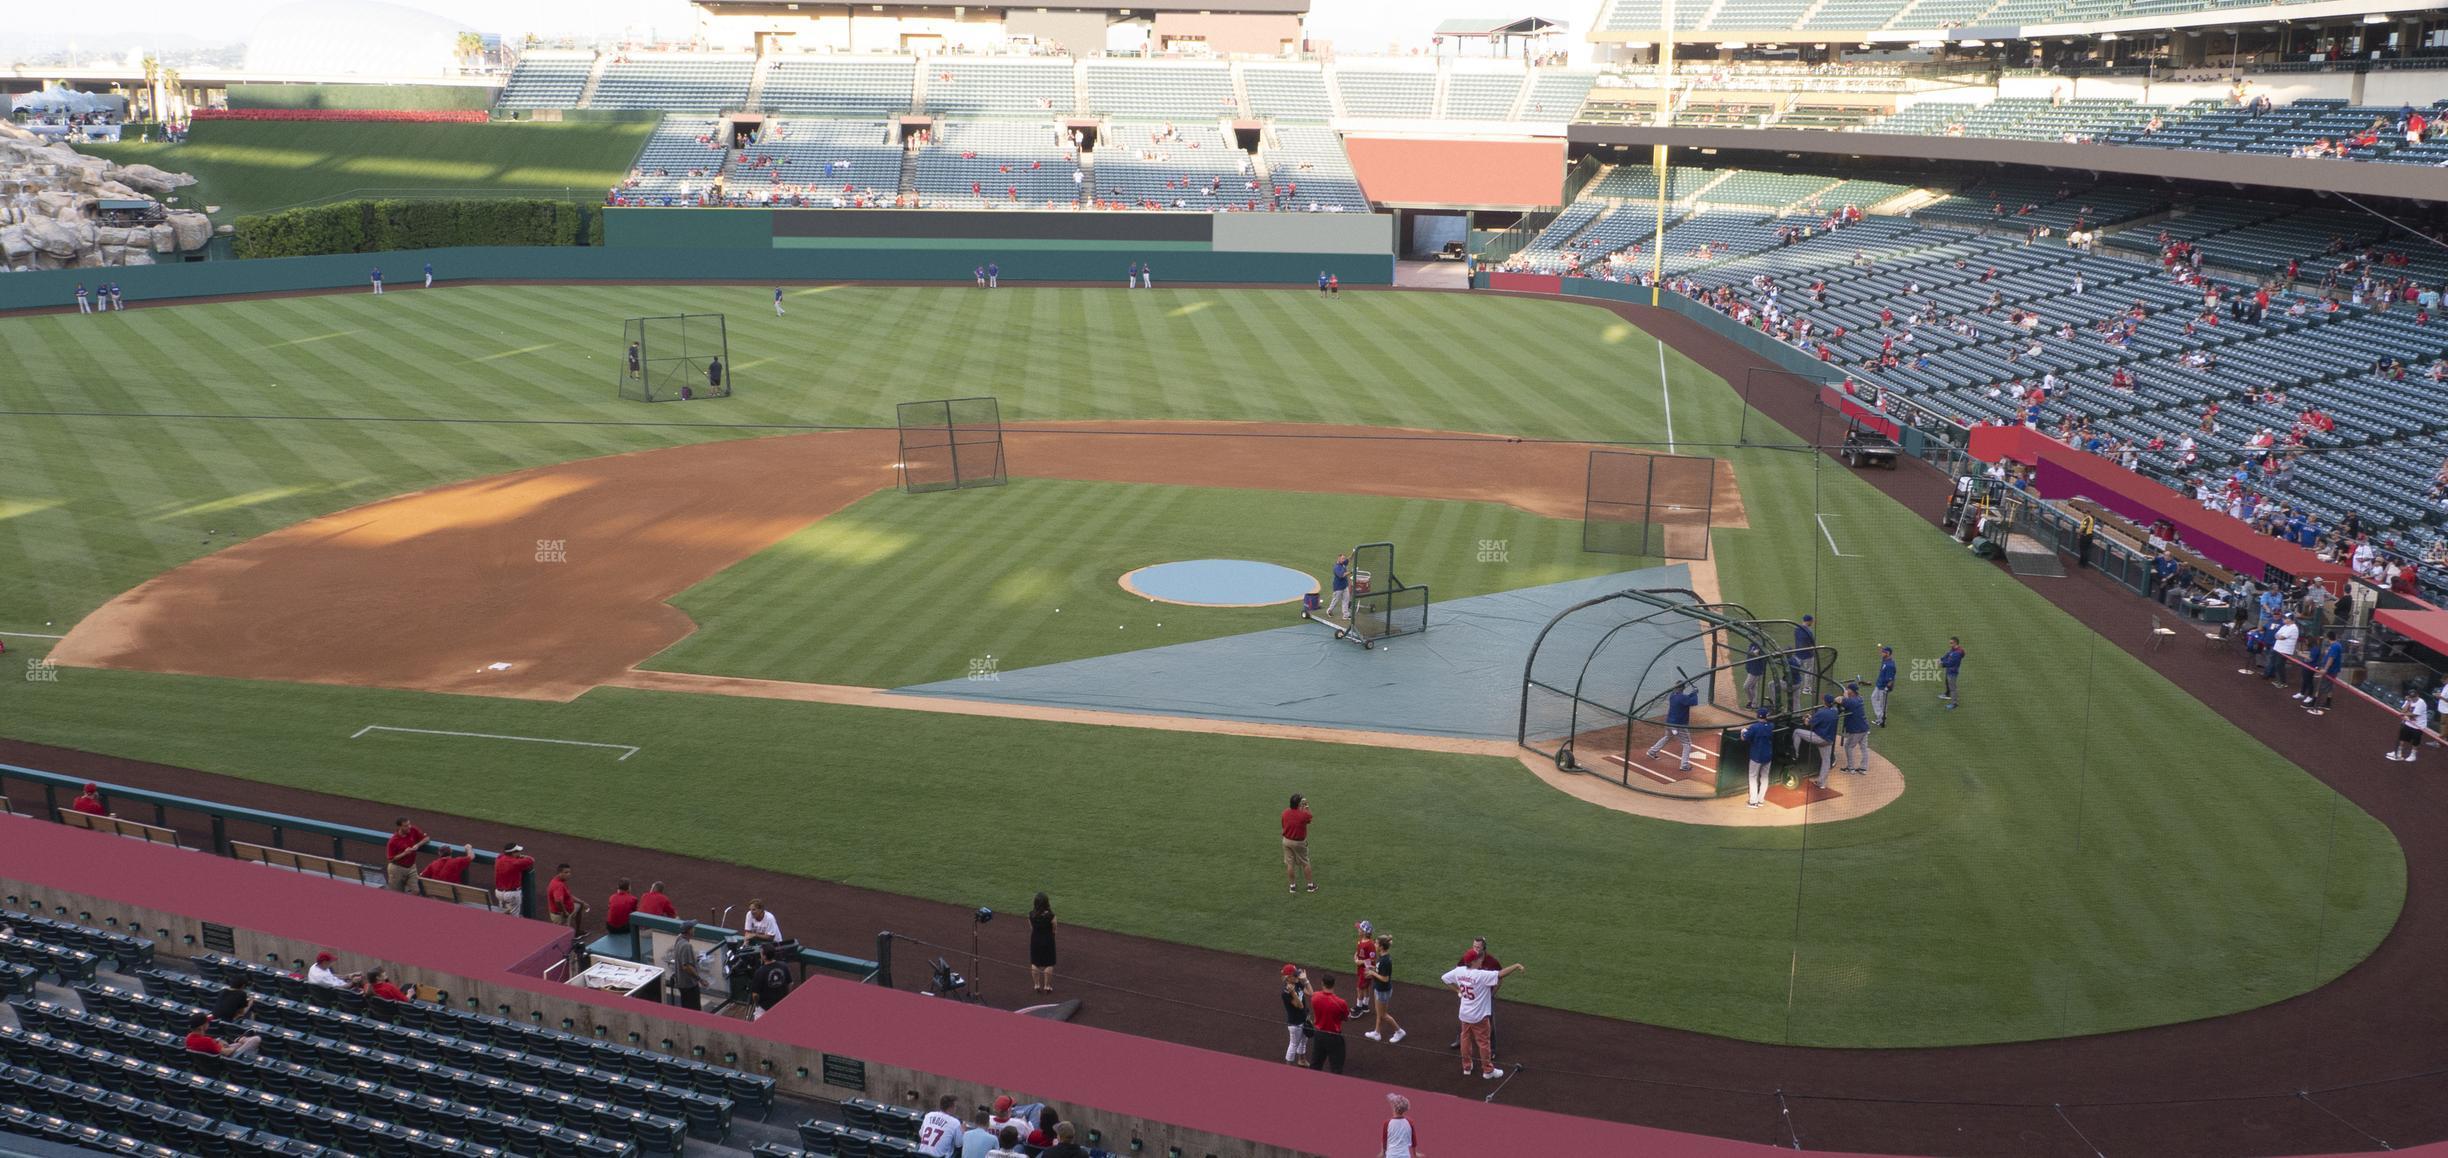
[0,762,536,918]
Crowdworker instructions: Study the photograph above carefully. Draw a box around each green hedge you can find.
[232,198,596,258]
[226,83,498,111]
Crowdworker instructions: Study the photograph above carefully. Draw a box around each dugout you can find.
[1519,588,1833,798]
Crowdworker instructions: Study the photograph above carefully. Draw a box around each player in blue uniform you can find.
[74,283,90,314]
[369,266,383,294]
[774,286,785,316]
[1939,637,1965,708]
[1742,640,1768,710]
[1793,615,1818,701]
[423,261,434,288]
[986,262,999,288]
[1800,694,1840,787]
[1644,683,1701,772]
[1325,554,1352,619]
[1838,683,1871,774]
[2301,634,2346,714]
[1873,645,1897,727]
[1742,711,1776,808]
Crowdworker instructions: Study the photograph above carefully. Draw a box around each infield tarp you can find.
[892,566,1701,738]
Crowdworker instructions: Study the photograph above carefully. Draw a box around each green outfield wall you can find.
[0,243,1384,312]
[225,83,499,110]
[0,208,1393,311]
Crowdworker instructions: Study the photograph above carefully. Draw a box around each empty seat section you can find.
[590,55,755,112]
[1333,68,1436,118]
[1442,72,1524,120]
[922,58,1074,116]
[1084,60,1235,120]
[1520,70,1596,121]
[495,52,593,110]
[1244,65,1333,121]
[758,56,916,116]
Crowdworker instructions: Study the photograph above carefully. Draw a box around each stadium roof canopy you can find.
[1432,15,1565,35]
[698,0,1310,12]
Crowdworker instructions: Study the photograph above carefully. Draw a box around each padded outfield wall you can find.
[606,206,1394,283]
[0,209,1392,311]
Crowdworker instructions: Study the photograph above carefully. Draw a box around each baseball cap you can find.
[81,782,98,793]
[315,952,335,964]
[1756,708,1771,719]
[1281,963,1298,977]
[1354,920,1373,935]
[993,1096,1014,1114]
[1802,614,1814,622]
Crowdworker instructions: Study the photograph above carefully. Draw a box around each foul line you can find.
[0,631,65,640]
[1659,338,1675,453]
[1816,513,1852,557]
[349,725,639,761]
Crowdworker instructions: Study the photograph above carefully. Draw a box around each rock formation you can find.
[0,119,210,271]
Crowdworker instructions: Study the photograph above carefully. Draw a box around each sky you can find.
[36,0,1603,57]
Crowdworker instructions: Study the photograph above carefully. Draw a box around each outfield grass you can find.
[649,480,1641,687]
[79,120,657,220]
[0,286,2405,1047]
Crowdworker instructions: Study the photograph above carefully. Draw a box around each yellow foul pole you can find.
[1650,0,1674,306]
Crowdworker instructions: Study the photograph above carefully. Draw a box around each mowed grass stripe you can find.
[651,480,1655,688]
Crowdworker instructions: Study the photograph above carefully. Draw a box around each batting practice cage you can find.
[1518,589,1836,798]
[897,396,1007,494]
[620,314,732,402]
[1302,540,1430,648]
[1584,450,1716,559]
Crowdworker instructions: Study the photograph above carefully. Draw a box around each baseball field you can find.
[0,283,2403,1048]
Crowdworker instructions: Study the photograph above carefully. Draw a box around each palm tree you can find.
[160,67,182,125]
[140,54,160,122]
[455,31,484,69]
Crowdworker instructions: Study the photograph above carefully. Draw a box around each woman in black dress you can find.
[1027,892,1058,994]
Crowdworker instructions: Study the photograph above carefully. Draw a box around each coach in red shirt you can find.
[1305,972,1350,1073]
[491,844,535,916]
[383,818,429,893]
[605,880,639,932]
[546,864,588,927]
[1281,793,1316,894]
[70,783,107,817]
[638,881,678,919]
[419,846,474,886]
